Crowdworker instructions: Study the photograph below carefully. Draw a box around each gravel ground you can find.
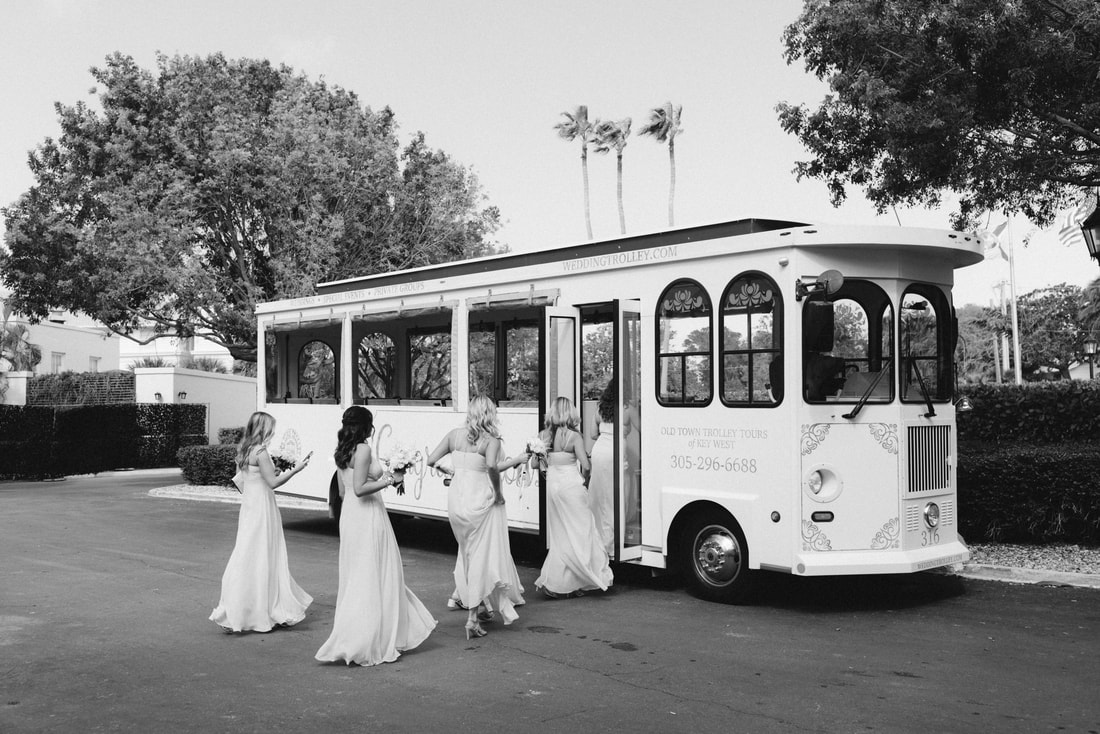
[968,542,1100,575]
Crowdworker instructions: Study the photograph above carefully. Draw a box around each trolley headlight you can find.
[924,502,941,529]
[803,464,843,502]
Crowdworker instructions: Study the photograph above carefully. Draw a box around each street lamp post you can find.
[1085,336,1097,381]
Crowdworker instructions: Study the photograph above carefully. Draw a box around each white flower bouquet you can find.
[525,435,548,458]
[382,442,421,495]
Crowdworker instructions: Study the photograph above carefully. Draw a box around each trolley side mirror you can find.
[795,269,845,302]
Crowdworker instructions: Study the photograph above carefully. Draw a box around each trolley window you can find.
[657,279,712,406]
[803,280,894,403]
[720,272,782,406]
[901,285,952,403]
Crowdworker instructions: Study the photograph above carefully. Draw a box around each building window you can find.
[89,356,101,373]
[51,352,64,374]
[656,279,712,406]
[720,272,782,406]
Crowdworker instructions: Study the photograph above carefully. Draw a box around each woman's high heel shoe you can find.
[476,605,495,623]
[447,597,469,611]
[464,621,488,640]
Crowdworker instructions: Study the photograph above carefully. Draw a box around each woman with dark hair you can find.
[315,406,436,666]
[210,411,313,632]
[426,396,525,639]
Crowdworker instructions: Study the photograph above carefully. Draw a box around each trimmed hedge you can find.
[177,444,237,487]
[958,440,1100,544]
[0,403,208,479]
[956,382,1100,545]
[958,381,1100,443]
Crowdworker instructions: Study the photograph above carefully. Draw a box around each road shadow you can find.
[283,511,967,611]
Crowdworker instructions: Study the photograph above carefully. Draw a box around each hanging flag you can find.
[983,220,1009,261]
[1057,198,1094,248]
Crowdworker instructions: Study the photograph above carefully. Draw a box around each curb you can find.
[149,484,328,512]
[951,563,1100,590]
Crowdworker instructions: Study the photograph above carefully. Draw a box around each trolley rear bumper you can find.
[792,540,970,576]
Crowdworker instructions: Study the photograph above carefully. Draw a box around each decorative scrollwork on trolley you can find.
[867,423,899,455]
[802,520,833,551]
[870,517,901,550]
[800,423,830,456]
[725,280,774,309]
[662,288,705,313]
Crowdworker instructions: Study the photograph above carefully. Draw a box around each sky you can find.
[1,0,1097,308]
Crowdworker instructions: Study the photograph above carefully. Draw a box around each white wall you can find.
[120,330,234,371]
[134,367,257,443]
[9,317,120,375]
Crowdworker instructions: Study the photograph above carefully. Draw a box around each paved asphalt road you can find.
[2,469,1098,733]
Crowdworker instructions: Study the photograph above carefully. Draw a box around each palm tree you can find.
[555,106,595,239]
[637,102,683,227]
[593,117,632,235]
[0,322,43,372]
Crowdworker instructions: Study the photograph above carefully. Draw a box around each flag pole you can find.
[1007,214,1023,385]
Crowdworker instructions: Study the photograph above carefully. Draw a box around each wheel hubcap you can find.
[694,526,741,587]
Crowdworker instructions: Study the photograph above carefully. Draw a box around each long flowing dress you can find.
[587,422,615,555]
[315,467,437,666]
[535,452,614,596]
[448,451,525,623]
[210,465,313,632]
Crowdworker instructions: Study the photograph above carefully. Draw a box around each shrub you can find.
[129,357,172,369]
[958,440,1100,544]
[177,444,237,487]
[218,426,245,445]
[184,357,229,373]
[27,370,135,405]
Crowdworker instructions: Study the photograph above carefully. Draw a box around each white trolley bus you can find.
[255,217,982,602]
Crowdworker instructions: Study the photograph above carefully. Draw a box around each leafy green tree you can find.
[592,117,632,234]
[778,0,1100,229]
[970,284,1086,380]
[555,106,595,239]
[637,102,683,226]
[1,53,500,362]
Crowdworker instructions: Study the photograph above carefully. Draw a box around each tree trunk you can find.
[668,138,676,227]
[582,145,593,240]
[616,152,625,234]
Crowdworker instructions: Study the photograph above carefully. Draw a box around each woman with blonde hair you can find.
[210,411,313,632]
[534,397,613,598]
[315,406,436,666]
[427,396,525,639]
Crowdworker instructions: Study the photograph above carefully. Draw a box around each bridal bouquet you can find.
[525,435,549,475]
[525,435,548,458]
[382,442,421,495]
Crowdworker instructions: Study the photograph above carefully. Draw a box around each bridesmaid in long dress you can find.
[426,396,525,639]
[210,411,313,632]
[315,406,436,666]
[586,382,616,555]
[535,397,613,598]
